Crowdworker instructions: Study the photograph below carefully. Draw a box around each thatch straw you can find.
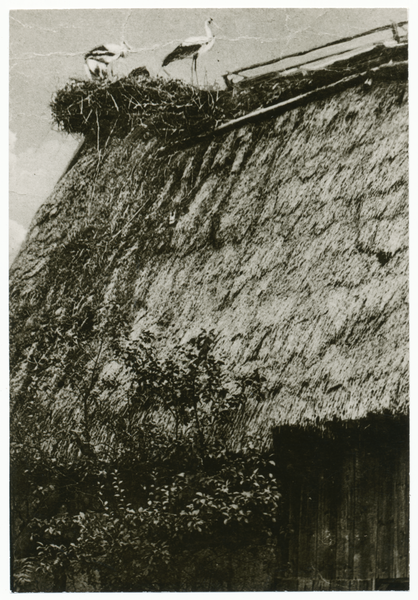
[49,43,407,149]
[11,47,408,453]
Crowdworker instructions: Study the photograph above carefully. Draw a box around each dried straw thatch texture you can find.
[10,75,407,450]
[129,81,408,443]
[49,43,407,148]
[227,43,407,117]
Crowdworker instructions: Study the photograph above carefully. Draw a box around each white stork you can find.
[162,18,215,86]
[84,41,131,80]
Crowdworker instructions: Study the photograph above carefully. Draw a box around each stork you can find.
[84,41,130,80]
[162,18,215,86]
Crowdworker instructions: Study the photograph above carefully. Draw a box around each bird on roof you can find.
[162,18,215,86]
[84,41,131,80]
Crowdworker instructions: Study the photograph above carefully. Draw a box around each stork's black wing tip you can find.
[162,50,177,67]
[162,44,201,68]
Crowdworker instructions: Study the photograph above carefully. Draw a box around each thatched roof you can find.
[49,41,407,148]
[10,42,408,450]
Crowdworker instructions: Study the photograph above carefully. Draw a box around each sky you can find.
[9,5,409,265]
[9,6,408,265]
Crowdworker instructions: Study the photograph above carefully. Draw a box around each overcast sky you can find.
[8,6,408,264]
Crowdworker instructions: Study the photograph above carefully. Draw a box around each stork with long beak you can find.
[162,18,216,86]
[84,41,131,80]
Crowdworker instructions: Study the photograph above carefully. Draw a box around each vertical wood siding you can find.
[273,417,409,591]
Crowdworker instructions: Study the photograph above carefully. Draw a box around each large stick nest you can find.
[50,75,232,143]
[50,43,407,146]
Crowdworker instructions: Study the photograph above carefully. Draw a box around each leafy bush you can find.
[11,331,281,592]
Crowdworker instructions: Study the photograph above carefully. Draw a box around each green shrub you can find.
[11,331,280,592]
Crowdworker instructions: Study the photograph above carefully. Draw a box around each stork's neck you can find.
[205,20,214,39]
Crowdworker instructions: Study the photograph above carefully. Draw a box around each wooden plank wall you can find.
[273,417,409,591]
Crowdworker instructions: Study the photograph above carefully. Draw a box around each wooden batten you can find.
[226,20,408,78]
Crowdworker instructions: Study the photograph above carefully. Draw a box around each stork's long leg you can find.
[194,56,199,87]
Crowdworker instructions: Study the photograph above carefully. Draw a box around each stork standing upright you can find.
[162,18,215,86]
[84,41,131,80]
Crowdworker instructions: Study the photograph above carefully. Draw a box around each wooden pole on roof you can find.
[215,60,407,134]
[165,58,407,155]
[226,20,408,77]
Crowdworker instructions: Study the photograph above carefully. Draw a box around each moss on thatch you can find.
[11,47,408,453]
